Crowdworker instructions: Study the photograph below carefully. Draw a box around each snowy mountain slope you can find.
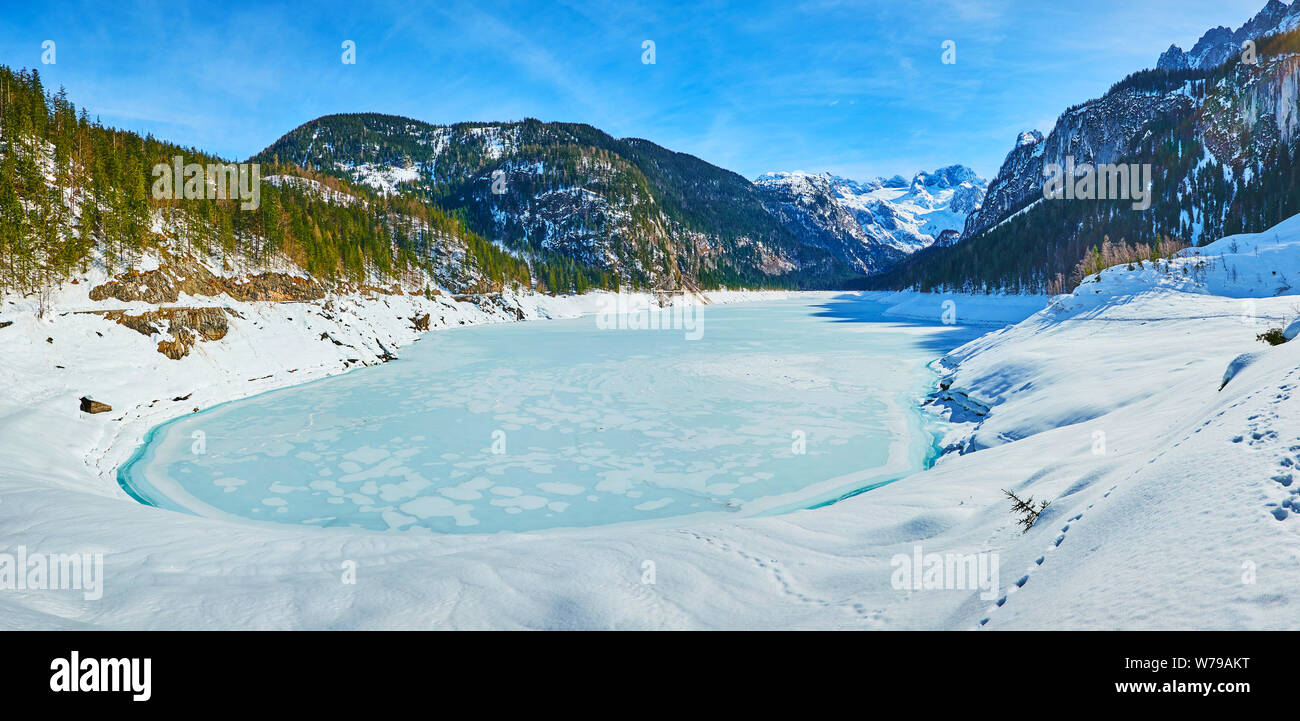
[1067,211,1300,300]
[0,66,539,316]
[263,174,364,207]
[959,84,1196,242]
[3,213,1299,629]
[333,161,421,195]
[833,166,987,252]
[872,15,1300,293]
[929,287,1300,630]
[974,0,1300,246]
[939,214,1300,458]
[753,166,987,270]
[886,213,1300,627]
[748,171,904,274]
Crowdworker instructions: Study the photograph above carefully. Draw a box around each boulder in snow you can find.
[79,397,112,414]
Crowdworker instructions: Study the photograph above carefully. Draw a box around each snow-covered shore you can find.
[3,213,1300,628]
[0,281,852,627]
[1,281,817,512]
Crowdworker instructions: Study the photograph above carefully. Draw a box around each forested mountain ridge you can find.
[0,65,544,317]
[15,5,1299,303]
[866,18,1300,294]
[0,67,851,325]
[255,114,852,290]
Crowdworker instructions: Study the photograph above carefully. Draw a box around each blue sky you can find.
[0,0,1272,181]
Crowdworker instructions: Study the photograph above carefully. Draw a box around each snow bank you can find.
[1070,211,1300,303]
[866,290,1048,325]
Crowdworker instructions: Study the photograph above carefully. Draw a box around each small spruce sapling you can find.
[1003,489,1050,533]
[1256,328,1287,346]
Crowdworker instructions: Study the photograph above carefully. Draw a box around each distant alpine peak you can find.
[754,165,984,194]
[754,169,830,185]
[1156,44,1190,71]
[912,164,982,189]
[753,165,988,258]
[1156,0,1300,71]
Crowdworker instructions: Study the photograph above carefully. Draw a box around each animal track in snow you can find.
[977,503,1095,629]
[679,530,883,624]
[1239,367,1300,523]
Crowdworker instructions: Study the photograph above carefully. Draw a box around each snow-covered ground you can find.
[870,290,1049,325]
[3,214,1300,628]
[333,161,421,195]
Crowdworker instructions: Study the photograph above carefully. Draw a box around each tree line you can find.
[0,65,539,309]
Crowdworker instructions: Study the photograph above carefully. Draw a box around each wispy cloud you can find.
[0,0,1275,178]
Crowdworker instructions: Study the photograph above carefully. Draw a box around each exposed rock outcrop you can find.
[79,396,112,414]
[89,254,325,304]
[933,387,991,418]
[95,307,235,359]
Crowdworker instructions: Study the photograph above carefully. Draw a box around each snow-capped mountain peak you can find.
[754,166,988,260]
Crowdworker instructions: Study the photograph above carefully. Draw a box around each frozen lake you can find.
[119,294,986,533]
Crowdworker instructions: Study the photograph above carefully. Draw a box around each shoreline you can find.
[109,290,972,535]
[89,288,837,513]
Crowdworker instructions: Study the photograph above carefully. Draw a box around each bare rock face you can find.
[1157,0,1298,72]
[962,2,1300,246]
[156,333,194,360]
[88,268,179,303]
[223,272,325,302]
[79,396,112,414]
[88,252,325,304]
[98,307,235,359]
[411,313,431,331]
